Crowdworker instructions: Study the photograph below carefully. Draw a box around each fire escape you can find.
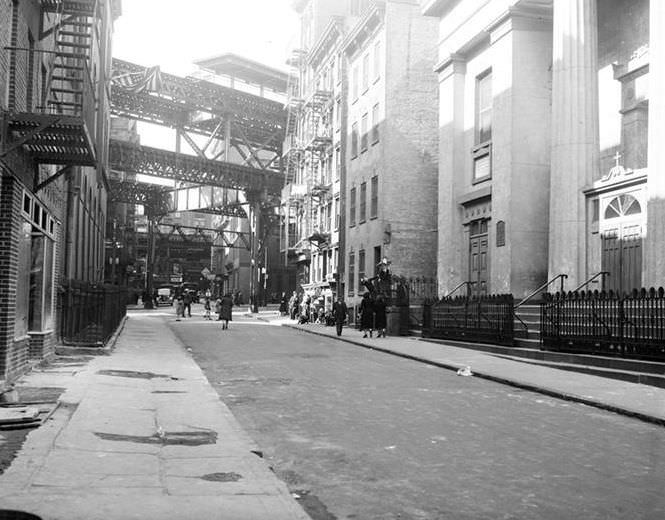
[302,88,333,250]
[3,1,102,170]
[281,48,306,260]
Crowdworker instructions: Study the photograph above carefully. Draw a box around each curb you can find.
[282,324,665,428]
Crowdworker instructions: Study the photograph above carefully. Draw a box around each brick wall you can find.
[0,174,27,380]
[382,2,439,278]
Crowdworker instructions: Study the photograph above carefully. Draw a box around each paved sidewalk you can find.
[260,314,665,426]
[0,313,310,520]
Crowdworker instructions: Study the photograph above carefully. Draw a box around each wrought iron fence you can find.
[406,276,438,305]
[59,281,127,346]
[541,288,665,360]
[422,294,514,345]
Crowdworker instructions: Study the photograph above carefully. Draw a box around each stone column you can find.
[435,55,465,296]
[644,0,665,287]
[548,0,599,290]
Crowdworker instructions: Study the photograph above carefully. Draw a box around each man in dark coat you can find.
[373,295,387,338]
[183,291,192,318]
[332,296,348,336]
[360,292,375,338]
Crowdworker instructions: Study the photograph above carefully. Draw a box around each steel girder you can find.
[111,59,286,154]
[108,139,283,195]
[107,178,250,219]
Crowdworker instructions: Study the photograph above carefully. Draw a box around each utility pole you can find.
[143,214,155,309]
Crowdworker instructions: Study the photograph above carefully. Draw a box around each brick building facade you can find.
[344,1,438,307]
[0,0,120,387]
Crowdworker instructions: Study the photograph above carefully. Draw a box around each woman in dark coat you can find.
[360,292,375,338]
[220,293,233,330]
[373,295,387,338]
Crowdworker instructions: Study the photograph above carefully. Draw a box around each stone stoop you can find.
[513,304,542,349]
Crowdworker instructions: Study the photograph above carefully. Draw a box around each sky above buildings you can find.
[113,0,299,75]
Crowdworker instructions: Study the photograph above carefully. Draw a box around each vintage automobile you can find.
[156,286,174,306]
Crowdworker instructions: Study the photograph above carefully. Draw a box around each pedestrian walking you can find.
[279,292,289,316]
[183,291,192,318]
[360,291,375,338]
[215,298,222,320]
[374,295,387,338]
[290,292,299,320]
[332,296,348,336]
[175,296,184,321]
[203,297,212,320]
[220,292,233,330]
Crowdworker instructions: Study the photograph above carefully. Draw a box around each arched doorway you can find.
[600,193,643,293]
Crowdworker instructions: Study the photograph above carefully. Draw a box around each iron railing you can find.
[422,294,514,346]
[59,281,127,346]
[541,287,665,360]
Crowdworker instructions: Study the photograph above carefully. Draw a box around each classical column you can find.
[644,0,665,287]
[548,0,599,289]
[435,54,465,296]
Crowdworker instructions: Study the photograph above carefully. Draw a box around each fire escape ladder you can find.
[45,10,93,115]
[283,48,305,184]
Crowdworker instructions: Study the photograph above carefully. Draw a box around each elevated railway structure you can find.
[107,57,288,304]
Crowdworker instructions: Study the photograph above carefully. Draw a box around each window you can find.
[473,71,492,183]
[374,246,382,276]
[349,187,356,227]
[351,122,359,158]
[361,113,368,152]
[371,103,380,144]
[373,40,381,80]
[359,182,367,223]
[604,194,642,219]
[476,70,492,144]
[362,54,369,91]
[358,249,366,287]
[352,66,359,100]
[335,98,341,129]
[334,196,340,229]
[370,175,378,218]
[348,252,355,296]
[335,147,341,179]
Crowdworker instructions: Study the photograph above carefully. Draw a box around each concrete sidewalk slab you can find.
[0,313,310,520]
[272,318,665,426]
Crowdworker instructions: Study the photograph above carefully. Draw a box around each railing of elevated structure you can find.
[541,287,665,361]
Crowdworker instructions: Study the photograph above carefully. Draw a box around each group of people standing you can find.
[282,289,386,339]
[176,293,233,330]
[359,292,388,338]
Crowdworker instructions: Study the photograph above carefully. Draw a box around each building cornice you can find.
[307,17,345,68]
[342,1,386,57]
[421,0,454,17]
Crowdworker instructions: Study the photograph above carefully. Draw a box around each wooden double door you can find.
[601,223,642,294]
[469,220,489,296]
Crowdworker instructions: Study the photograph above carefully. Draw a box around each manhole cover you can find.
[200,472,242,482]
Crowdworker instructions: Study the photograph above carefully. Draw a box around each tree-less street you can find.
[170,311,665,520]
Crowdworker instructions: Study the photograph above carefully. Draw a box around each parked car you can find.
[156,287,174,306]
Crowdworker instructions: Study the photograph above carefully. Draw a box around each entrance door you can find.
[469,220,489,296]
[602,224,642,294]
[600,194,644,294]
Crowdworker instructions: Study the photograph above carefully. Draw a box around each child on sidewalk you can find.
[203,297,212,320]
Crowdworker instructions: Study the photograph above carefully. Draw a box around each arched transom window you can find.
[604,194,642,219]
